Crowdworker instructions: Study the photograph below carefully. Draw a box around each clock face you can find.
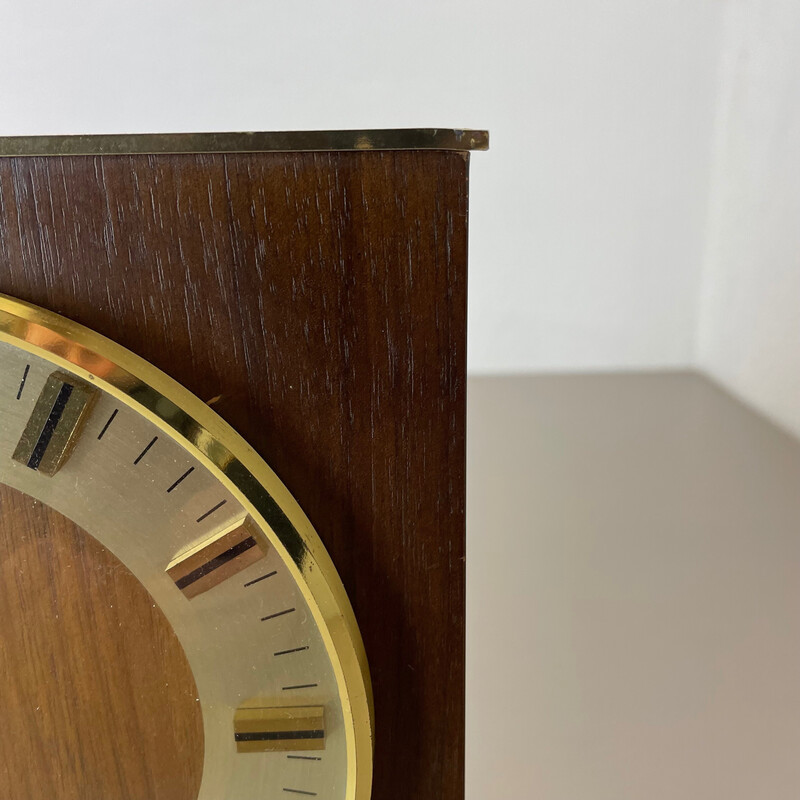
[0,296,373,800]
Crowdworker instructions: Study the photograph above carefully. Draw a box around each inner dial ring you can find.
[0,294,373,800]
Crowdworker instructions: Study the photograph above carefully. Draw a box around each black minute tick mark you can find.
[261,608,295,622]
[134,436,158,465]
[274,646,309,657]
[196,499,227,523]
[244,570,277,587]
[16,364,29,400]
[167,466,194,493]
[97,409,118,440]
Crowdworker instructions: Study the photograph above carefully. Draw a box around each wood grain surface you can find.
[0,483,203,799]
[0,150,468,799]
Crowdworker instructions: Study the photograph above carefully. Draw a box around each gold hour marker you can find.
[234,706,325,753]
[13,371,98,476]
[167,516,267,599]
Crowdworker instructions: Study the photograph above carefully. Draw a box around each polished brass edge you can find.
[0,129,489,157]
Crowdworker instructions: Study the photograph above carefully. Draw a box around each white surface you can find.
[467,2,722,374]
[0,0,723,375]
[468,373,800,799]
[696,0,800,439]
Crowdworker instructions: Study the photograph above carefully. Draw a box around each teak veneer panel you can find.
[0,149,468,800]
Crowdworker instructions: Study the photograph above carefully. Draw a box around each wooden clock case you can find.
[0,128,487,800]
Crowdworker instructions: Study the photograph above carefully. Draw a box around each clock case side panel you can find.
[0,148,468,800]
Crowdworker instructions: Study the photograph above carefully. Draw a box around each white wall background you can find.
[468,2,723,374]
[1,0,795,434]
[697,0,800,438]
[0,1,713,360]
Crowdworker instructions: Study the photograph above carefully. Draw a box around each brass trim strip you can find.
[0,129,489,157]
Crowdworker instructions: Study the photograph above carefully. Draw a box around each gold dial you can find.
[0,294,373,799]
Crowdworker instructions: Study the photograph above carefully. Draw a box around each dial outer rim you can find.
[0,293,374,800]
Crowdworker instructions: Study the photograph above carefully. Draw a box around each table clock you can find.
[0,128,487,800]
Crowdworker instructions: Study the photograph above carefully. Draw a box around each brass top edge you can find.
[0,129,489,157]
